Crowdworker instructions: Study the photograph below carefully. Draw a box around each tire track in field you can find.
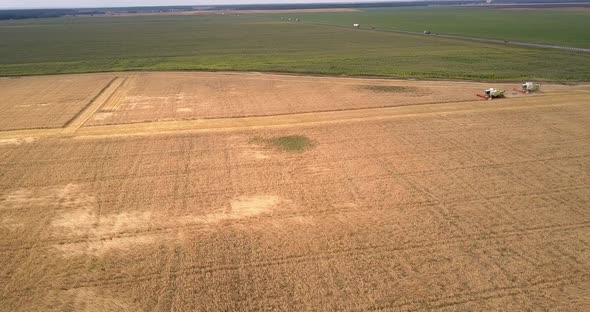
[61,77,118,128]
[99,77,130,112]
[61,77,126,133]
[0,197,435,249]
[19,221,587,291]
[8,135,585,167]
[0,198,440,251]
[2,188,588,252]
[365,275,588,311]
[1,183,588,238]
[2,188,588,253]
[6,273,586,310]
[2,155,587,209]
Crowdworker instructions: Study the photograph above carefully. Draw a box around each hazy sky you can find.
[1,0,402,10]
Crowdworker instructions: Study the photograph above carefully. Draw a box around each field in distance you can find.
[0,13,589,80]
[279,6,590,48]
[1,72,589,310]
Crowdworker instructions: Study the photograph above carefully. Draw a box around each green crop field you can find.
[280,7,590,49]
[0,13,589,81]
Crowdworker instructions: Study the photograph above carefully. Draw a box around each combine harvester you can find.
[514,82,541,94]
[477,88,505,100]
[477,82,540,100]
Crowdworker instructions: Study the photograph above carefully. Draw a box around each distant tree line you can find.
[0,2,469,21]
[2,1,589,21]
[0,9,104,20]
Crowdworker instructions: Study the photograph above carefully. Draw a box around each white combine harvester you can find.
[477,88,505,100]
[519,82,541,94]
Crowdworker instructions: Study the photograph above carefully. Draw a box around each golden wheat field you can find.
[0,75,114,131]
[0,72,589,311]
[79,72,551,126]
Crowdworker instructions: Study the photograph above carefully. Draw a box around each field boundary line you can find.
[3,222,586,293]
[54,223,590,289]
[2,221,587,281]
[61,77,125,133]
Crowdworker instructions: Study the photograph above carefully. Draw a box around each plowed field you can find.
[0,72,588,311]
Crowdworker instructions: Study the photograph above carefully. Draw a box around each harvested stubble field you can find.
[0,72,589,311]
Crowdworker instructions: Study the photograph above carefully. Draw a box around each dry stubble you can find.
[0,73,588,311]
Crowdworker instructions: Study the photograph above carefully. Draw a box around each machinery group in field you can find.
[477,82,541,100]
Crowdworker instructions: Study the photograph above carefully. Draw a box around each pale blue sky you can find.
[1,0,404,10]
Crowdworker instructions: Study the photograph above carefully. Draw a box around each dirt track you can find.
[0,72,589,311]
